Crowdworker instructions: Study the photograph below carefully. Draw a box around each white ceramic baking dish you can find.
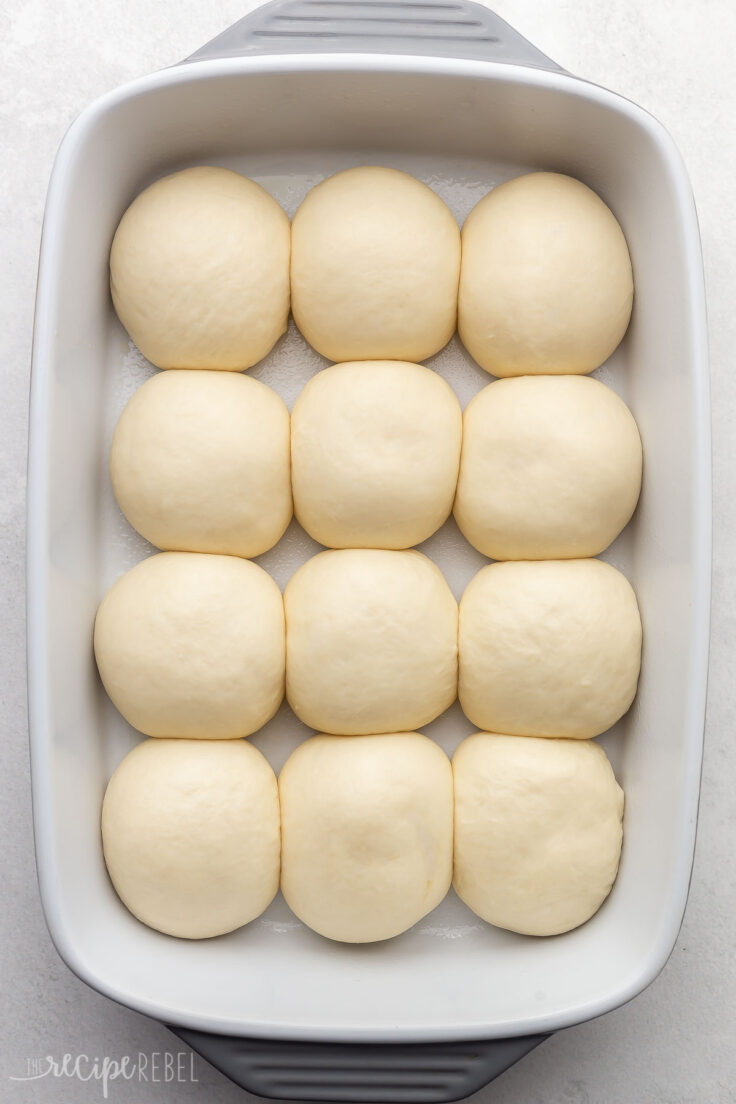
[27,2,710,1100]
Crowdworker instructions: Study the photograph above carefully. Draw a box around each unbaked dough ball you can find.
[291,361,462,549]
[454,375,642,560]
[111,370,292,558]
[110,167,290,370]
[280,733,453,942]
[453,732,624,936]
[94,552,285,739]
[459,559,641,738]
[291,167,460,362]
[285,549,458,734]
[459,172,633,376]
[102,738,280,938]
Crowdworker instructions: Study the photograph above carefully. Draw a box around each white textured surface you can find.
[1,2,734,1102]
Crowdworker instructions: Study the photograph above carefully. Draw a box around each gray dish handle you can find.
[177,3,555,1100]
[185,0,560,69]
[169,1027,550,1102]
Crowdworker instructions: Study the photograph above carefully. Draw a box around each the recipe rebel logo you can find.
[9,1050,199,1098]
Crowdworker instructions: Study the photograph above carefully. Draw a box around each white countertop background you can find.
[2,2,734,1101]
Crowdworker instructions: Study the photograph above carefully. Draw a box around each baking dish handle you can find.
[185,0,560,70]
[169,1026,549,1102]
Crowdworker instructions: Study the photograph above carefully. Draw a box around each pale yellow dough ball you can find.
[453,733,624,936]
[285,549,458,735]
[291,167,460,362]
[102,738,280,938]
[459,172,633,376]
[94,552,285,739]
[291,360,462,549]
[280,733,453,942]
[458,559,642,739]
[454,375,642,560]
[111,370,292,558]
[110,166,290,370]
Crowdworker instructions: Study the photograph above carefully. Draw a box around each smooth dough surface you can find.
[280,733,453,942]
[111,370,292,558]
[94,552,285,739]
[284,549,458,734]
[291,360,462,549]
[102,738,280,938]
[458,172,634,376]
[453,733,624,936]
[291,167,460,362]
[454,375,642,560]
[110,166,290,370]
[459,559,642,739]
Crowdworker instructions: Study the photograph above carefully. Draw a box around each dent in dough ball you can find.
[280,733,453,942]
[291,167,460,362]
[111,370,292,558]
[459,559,641,739]
[453,733,624,936]
[110,167,290,370]
[454,375,642,560]
[291,361,462,549]
[102,738,280,938]
[94,552,285,739]
[459,172,633,376]
[284,549,458,735]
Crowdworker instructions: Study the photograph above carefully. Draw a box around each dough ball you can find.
[291,361,462,549]
[459,559,641,739]
[453,733,624,936]
[454,375,642,560]
[291,167,460,362]
[280,733,453,942]
[285,549,458,734]
[102,738,280,938]
[94,552,285,739]
[459,172,633,376]
[110,167,290,370]
[111,370,292,558]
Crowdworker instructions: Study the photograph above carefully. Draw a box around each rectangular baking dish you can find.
[27,2,710,1100]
